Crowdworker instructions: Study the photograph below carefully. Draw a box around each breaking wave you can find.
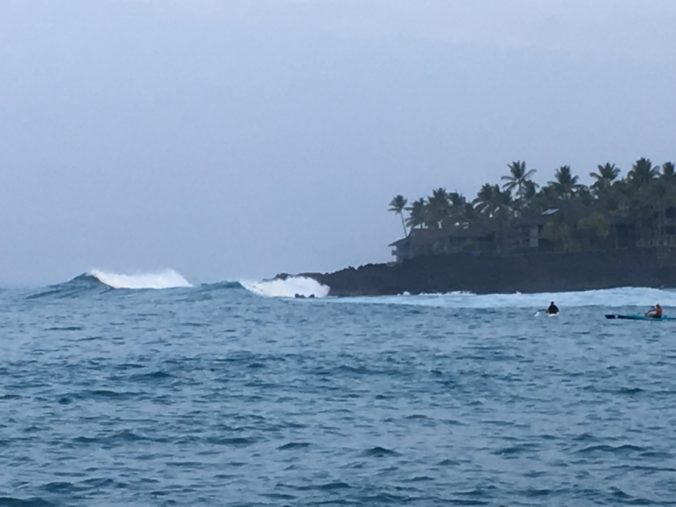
[28,269,192,298]
[241,276,330,298]
[88,269,191,289]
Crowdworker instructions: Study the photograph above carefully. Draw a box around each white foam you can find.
[329,287,676,309]
[241,276,330,298]
[89,269,192,289]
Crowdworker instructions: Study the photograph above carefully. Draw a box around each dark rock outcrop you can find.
[306,248,676,296]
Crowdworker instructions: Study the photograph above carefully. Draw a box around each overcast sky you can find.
[2,0,676,286]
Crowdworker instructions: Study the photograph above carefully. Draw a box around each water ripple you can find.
[2,290,676,504]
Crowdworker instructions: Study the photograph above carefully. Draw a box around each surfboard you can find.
[534,311,560,317]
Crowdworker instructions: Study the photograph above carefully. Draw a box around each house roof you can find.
[517,209,559,226]
[388,227,441,247]
[516,200,597,226]
[388,237,409,247]
[388,224,494,247]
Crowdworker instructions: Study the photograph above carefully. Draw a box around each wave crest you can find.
[241,276,329,298]
[88,269,191,289]
[198,281,244,291]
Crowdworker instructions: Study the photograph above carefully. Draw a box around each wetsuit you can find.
[547,304,559,314]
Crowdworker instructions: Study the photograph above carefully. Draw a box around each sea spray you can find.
[241,276,330,298]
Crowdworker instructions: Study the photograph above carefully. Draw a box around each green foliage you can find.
[474,183,512,219]
[501,161,536,197]
[426,188,450,228]
[388,194,409,236]
[388,195,407,213]
[405,199,427,229]
[549,165,584,199]
[627,158,658,190]
[577,213,610,248]
[389,156,676,254]
[542,221,576,251]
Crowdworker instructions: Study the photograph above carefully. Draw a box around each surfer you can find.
[645,304,663,319]
[546,301,559,315]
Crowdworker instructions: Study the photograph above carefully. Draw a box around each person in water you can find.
[645,304,663,319]
[546,301,559,315]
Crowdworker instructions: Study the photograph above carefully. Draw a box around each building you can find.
[389,200,667,262]
[389,224,495,262]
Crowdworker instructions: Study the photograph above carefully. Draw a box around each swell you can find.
[26,277,248,301]
[26,274,111,299]
[27,269,193,298]
[197,281,245,291]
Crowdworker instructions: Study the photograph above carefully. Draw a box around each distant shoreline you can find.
[298,247,676,296]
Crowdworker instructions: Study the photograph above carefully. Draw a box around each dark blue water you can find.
[2,281,676,505]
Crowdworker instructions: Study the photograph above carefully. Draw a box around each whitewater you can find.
[2,270,676,505]
[78,268,676,308]
[87,269,192,289]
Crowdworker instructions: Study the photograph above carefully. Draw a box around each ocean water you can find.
[2,272,676,506]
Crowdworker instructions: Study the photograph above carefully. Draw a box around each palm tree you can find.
[463,201,477,221]
[521,180,539,201]
[426,188,450,229]
[473,184,495,216]
[473,184,511,218]
[653,162,676,242]
[589,163,620,199]
[501,161,536,199]
[405,198,427,230]
[388,195,408,236]
[621,158,660,220]
[474,183,512,251]
[549,165,584,199]
[660,161,676,182]
[533,184,559,209]
[626,157,658,191]
[445,191,469,225]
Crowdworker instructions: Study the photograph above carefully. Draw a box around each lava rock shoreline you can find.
[281,247,676,296]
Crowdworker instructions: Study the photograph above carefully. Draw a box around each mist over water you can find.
[1,276,676,505]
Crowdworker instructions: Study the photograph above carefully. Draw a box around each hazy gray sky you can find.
[2,0,676,286]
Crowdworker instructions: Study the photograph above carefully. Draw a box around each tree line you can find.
[389,158,676,251]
